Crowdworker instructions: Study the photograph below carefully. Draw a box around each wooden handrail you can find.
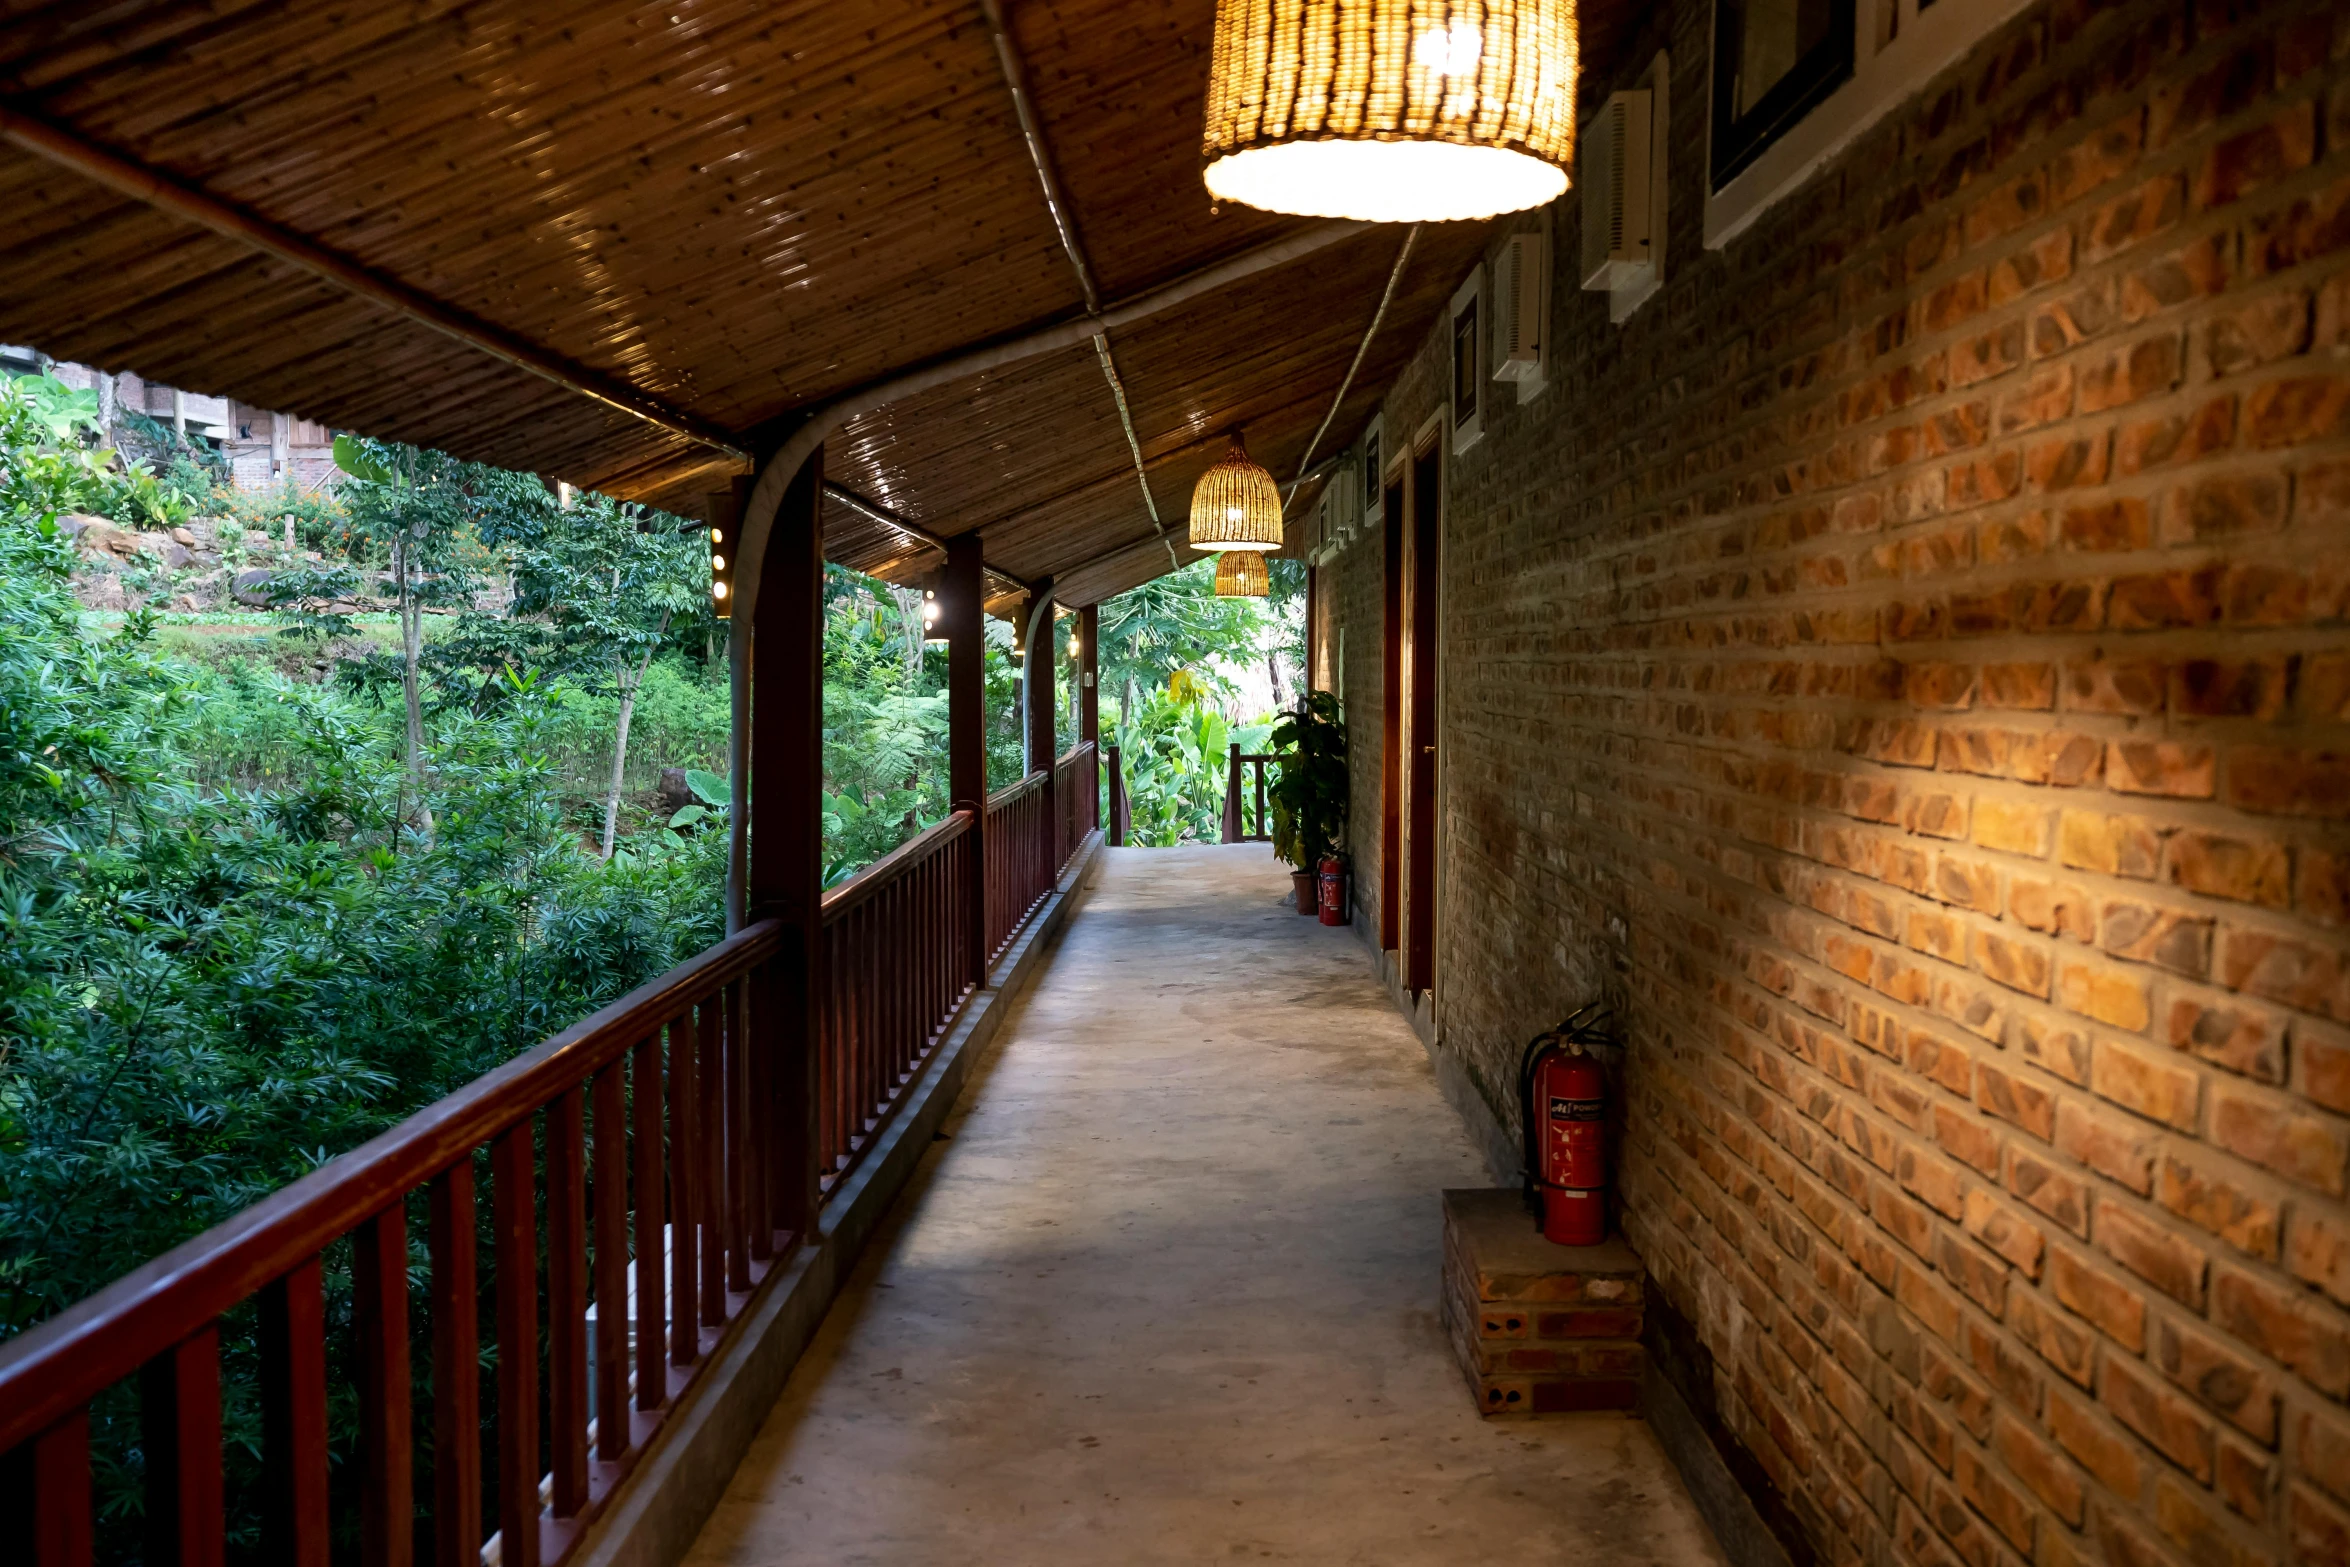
[987,769,1047,810]
[820,808,974,921]
[0,920,782,1456]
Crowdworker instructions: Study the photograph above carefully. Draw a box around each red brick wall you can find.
[1323,2,2350,1563]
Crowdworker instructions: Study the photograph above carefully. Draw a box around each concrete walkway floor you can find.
[686,844,1729,1566]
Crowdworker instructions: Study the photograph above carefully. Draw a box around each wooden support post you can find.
[1222,744,1243,843]
[1106,745,1126,847]
[1079,603,1099,829]
[747,449,824,1249]
[1078,603,1099,749]
[1026,576,1055,773]
[945,534,989,981]
[1304,564,1318,695]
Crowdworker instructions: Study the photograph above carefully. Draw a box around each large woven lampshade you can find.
[1188,433,1285,552]
[1214,549,1270,598]
[1201,0,1579,223]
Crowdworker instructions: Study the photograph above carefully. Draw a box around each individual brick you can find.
[2061,959,2153,1032]
[2104,1355,2216,1482]
[2049,1385,2145,1498]
[2097,1201,2210,1308]
[2243,376,2350,449]
[2050,1244,2148,1352]
[2009,1145,2090,1236]
[2107,740,2217,799]
[2099,898,2215,978]
[1974,798,2054,855]
[2225,747,2350,818]
[2154,1154,2280,1262]
[2209,1083,2349,1195]
[2059,810,2163,878]
[2160,474,2288,545]
[2091,1037,2201,1129]
[1994,1408,2085,1523]
[2063,656,2166,715]
[2212,1267,2350,1399]
[2166,829,2291,908]
[2153,1317,2278,1442]
[2192,102,2317,210]
[2056,1098,2158,1195]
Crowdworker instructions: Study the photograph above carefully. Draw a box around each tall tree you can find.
[329,435,488,834]
[515,493,704,857]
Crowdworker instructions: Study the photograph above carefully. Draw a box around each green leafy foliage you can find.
[1269,689,1347,869]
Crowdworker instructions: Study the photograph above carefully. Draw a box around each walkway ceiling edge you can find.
[0,101,750,461]
[730,218,1368,621]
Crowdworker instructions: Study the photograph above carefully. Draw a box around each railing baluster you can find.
[353,1206,412,1567]
[491,1124,540,1567]
[726,978,752,1293]
[547,1087,588,1516]
[430,1163,482,1567]
[258,1258,329,1567]
[668,1012,700,1361]
[630,1031,666,1406]
[745,972,773,1261]
[592,1066,630,1460]
[23,1411,93,1567]
[697,999,726,1322]
[142,1326,224,1567]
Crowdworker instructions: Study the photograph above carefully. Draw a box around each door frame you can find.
[1402,411,1446,1000]
[1379,455,1406,955]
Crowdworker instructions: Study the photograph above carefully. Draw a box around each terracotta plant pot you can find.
[1292,870,1317,914]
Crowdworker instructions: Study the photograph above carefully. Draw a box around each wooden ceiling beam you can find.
[734,217,1367,620]
[0,99,751,461]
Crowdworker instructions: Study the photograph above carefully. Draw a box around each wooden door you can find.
[1380,472,1406,953]
[1405,439,1441,994]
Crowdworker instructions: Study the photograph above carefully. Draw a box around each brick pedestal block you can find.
[1442,1188,1645,1416]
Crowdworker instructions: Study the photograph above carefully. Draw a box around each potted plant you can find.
[1269,690,1348,916]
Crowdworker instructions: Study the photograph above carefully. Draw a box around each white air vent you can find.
[1581,89,1654,291]
[1328,467,1358,545]
[1492,231,1548,383]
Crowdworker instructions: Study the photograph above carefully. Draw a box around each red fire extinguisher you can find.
[1519,1007,1611,1246]
[1318,855,1347,925]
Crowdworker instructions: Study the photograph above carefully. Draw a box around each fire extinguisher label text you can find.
[1548,1096,1603,1121]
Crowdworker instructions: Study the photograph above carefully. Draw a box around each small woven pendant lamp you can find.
[1214,549,1270,598]
[1201,0,1579,223]
[1188,432,1284,552]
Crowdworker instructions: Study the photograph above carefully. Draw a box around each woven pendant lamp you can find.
[1201,0,1579,223]
[1189,432,1285,552]
[1214,549,1270,598]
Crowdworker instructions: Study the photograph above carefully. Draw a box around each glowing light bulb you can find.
[1413,23,1483,76]
[711,581,728,600]
[709,527,723,542]
[710,553,726,571]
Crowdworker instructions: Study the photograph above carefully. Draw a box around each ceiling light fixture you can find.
[1200,0,1579,223]
[1188,431,1285,552]
[1214,550,1270,598]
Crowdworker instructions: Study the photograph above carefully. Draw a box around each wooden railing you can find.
[1054,740,1097,870]
[984,771,1053,961]
[817,809,978,1196]
[0,921,788,1567]
[1221,745,1277,843]
[0,783,1092,1565]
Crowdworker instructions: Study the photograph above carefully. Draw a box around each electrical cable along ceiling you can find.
[0,0,1639,606]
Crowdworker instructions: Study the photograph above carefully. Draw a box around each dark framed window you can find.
[1710,0,1856,189]
[1450,294,1479,432]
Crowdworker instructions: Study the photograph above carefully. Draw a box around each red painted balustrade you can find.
[1054,741,1097,870]
[816,808,979,1196]
[0,788,1075,1566]
[983,771,1052,962]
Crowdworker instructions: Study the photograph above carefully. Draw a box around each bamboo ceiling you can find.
[0,0,1644,607]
